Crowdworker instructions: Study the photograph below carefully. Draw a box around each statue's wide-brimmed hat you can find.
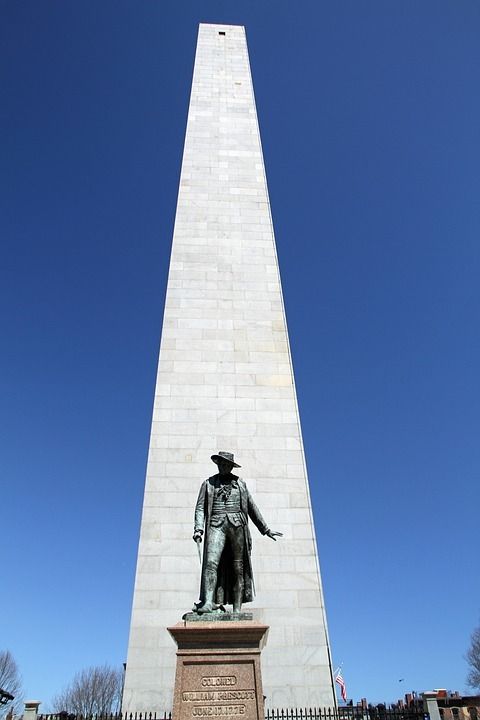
[211,451,241,468]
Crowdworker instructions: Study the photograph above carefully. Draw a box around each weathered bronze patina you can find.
[193,452,282,614]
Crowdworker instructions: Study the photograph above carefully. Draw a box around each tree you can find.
[52,664,123,716]
[466,626,480,690]
[0,650,22,718]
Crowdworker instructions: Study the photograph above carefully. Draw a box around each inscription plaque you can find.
[178,664,257,720]
[169,621,269,720]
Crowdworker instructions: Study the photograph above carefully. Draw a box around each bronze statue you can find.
[193,451,282,614]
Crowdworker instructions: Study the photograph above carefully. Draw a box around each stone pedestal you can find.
[168,620,269,720]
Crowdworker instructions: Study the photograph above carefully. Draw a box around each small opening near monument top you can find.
[219,31,225,35]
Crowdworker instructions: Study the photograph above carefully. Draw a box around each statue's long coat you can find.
[194,474,269,606]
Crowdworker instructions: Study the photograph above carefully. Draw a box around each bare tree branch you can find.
[467,626,480,690]
[51,664,123,715]
[0,650,22,719]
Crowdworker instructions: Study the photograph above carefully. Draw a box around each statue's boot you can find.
[232,560,244,613]
[196,604,219,613]
[197,567,219,613]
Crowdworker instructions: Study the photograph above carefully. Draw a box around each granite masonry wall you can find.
[123,23,335,712]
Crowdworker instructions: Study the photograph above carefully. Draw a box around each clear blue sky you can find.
[1,0,480,710]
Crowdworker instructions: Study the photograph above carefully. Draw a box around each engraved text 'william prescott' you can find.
[183,691,255,702]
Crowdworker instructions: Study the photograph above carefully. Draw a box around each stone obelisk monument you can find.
[123,23,335,711]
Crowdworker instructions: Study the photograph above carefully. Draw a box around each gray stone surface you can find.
[123,22,335,712]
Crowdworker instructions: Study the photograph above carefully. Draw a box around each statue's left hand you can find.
[266,529,283,541]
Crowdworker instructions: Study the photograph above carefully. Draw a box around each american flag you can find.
[335,669,347,702]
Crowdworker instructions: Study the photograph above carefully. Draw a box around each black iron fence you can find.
[266,708,428,720]
[341,707,428,720]
[38,708,428,720]
[38,715,171,720]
